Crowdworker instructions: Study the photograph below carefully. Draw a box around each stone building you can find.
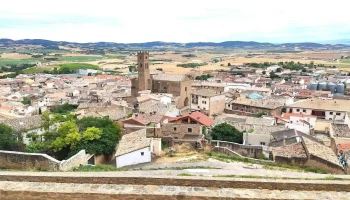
[131,52,192,108]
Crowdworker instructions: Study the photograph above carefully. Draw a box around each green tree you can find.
[22,97,31,105]
[211,123,243,143]
[262,70,266,75]
[0,123,20,150]
[276,68,282,73]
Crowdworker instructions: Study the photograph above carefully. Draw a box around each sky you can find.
[0,0,349,43]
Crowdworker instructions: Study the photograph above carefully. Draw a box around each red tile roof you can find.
[170,111,214,127]
[338,143,350,153]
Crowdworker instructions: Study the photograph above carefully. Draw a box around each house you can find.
[225,95,291,116]
[279,113,317,134]
[76,69,100,76]
[286,99,350,121]
[0,115,43,144]
[115,129,161,168]
[169,111,214,127]
[191,82,228,93]
[190,89,225,116]
[161,123,205,148]
[122,113,167,129]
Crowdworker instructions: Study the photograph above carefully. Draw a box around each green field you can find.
[0,59,42,66]
[59,56,103,62]
[340,59,350,64]
[59,63,100,70]
[23,66,55,74]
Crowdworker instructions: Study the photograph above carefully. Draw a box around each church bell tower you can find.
[137,51,151,91]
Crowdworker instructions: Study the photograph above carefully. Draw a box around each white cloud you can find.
[0,0,349,43]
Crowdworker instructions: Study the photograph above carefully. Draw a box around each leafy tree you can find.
[211,123,243,143]
[0,123,20,150]
[269,71,279,79]
[51,103,78,114]
[276,68,282,73]
[22,97,32,105]
[25,142,45,153]
[262,70,266,75]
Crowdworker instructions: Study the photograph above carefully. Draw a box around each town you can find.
[1,50,350,176]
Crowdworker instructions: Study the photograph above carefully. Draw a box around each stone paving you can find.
[1,181,350,200]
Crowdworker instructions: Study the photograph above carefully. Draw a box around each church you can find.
[131,52,192,108]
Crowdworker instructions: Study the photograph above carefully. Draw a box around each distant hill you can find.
[0,39,349,50]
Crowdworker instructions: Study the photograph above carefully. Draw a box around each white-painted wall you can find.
[285,123,310,134]
[116,147,151,168]
[290,108,312,115]
[325,111,345,121]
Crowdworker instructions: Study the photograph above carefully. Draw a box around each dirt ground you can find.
[0,53,32,59]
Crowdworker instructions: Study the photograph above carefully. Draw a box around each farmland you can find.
[59,63,100,70]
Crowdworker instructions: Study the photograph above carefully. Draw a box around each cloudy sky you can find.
[0,0,349,43]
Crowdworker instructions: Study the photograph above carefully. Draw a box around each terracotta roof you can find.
[171,111,214,127]
[337,143,350,153]
[115,129,151,157]
[152,74,186,82]
[0,115,42,132]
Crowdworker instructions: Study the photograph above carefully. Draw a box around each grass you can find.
[73,165,125,172]
[23,66,55,74]
[0,58,42,66]
[177,173,194,176]
[59,56,103,62]
[59,63,100,70]
[206,152,328,174]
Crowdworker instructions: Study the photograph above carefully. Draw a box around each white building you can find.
[190,89,225,116]
[76,69,100,76]
[287,99,350,122]
[280,113,317,134]
[115,129,161,168]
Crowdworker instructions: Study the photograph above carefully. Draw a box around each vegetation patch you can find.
[73,165,125,172]
[177,173,194,176]
[182,54,197,58]
[177,62,207,68]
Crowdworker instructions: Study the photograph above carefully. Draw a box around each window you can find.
[198,106,200,109]
[260,142,266,146]
[296,109,300,112]
[146,56,148,59]
[188,128,192,132]
[173,127,177,131]
[336,113,341,116]
[303,109,306,112]
[185,87,187,91]
[140,64,142,68]
[330,112,333,115]
[141,152,144,156]
[163,87,167,89]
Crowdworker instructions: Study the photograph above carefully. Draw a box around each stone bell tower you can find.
[137,51,152,91]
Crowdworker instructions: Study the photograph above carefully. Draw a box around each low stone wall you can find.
[0,150,60,171]
[274,155,308,166]
[306,155,344,174]
[215,146,273,164]
[0,150,86,171]
[59,150,87,171]
[123,127,162,138]
[0,174,350,192]
[211,140,264,158]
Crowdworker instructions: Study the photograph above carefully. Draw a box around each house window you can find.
[185,87,187,92]
[260,142,266,146]
[296,109,300,112]
[140,64,143,68]
[163,87,167,89]
[141,152,144,156]
[188,128,192,133]
[146,56,148,59]
[330,112,333,115]
[303,109,306,112]
[336,113,341,116]
[174,127,177,131]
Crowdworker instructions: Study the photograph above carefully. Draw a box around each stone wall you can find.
[211,140,264,158]
[1,174,350,192]
[123,127,162,138]
[0,150,60,171]
[305,155,344,174]
[59,150,87,171]
[0,150,86,171]
[274,155,308,166]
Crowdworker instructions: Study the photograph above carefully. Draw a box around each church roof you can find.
[153,74,187,82]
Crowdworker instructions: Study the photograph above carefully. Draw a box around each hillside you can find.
[0,39,349,50]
